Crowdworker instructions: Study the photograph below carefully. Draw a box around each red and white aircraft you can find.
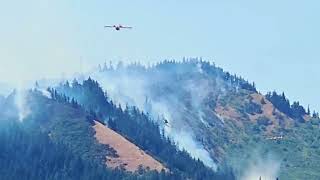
[104,24,132,31]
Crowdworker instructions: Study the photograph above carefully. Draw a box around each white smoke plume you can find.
[239,153,281,180]
[170,130,217,170]
[7,80,52,122]
[14,88,30,122]
[39,89,52,99]
[90,61,218,170]
[150,95,217,170]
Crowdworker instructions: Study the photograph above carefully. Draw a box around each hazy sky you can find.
[0,0,319,110]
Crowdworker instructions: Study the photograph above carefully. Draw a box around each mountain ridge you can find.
[0,59,319,180]
[84,59,319,180]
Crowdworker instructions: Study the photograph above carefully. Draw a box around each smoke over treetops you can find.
[87,59,257,170]
[2,59,317,179]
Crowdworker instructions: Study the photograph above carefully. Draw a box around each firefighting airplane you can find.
[104,24,133,31]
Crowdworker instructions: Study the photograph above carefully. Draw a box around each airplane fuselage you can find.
[105,25,132,31]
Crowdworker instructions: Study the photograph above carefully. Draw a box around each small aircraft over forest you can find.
[104,24,132,31]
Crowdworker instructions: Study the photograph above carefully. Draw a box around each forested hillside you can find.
[84,59,319,180]
[0,119,132,180]
[55,78,234,180]
[0,91,138,180]
[0,86,234,180]
[0,59,319,180]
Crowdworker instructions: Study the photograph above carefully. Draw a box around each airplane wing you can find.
[104,26,114,28]
[121,26,133,29]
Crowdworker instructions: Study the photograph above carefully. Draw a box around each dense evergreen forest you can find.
[266,91,318,122]
[90,60,320,180]
[0,83,234,180]
[55,78,235,180]
[0,119,135,180]
[0,91,180,180]
[1,60,318,180]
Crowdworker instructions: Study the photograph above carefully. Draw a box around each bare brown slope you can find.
[93,120,165,172]
[215,92,295,135]
[249,93,294,132]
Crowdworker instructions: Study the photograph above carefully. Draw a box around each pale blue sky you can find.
[0,0,319,110]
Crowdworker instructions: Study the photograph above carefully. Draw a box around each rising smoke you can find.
[235,150,281,180]
[14,89,30,122]
[4,80,52,122]
[90,60,220,170]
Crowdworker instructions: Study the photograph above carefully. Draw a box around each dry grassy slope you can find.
[249,93,294,133]
[214,92,306,136]
[93,121,166,172]
[211,91,319,179]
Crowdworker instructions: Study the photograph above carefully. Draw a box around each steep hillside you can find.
[77,59,318,180]
[0,90,178,180]
[0,91,137,180]
[55,78,235,180]
[0,119,129,180]
[93,120,165,172]
[0,89,234,179]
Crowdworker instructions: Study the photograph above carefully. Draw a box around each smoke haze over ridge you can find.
[0,0,319,110]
